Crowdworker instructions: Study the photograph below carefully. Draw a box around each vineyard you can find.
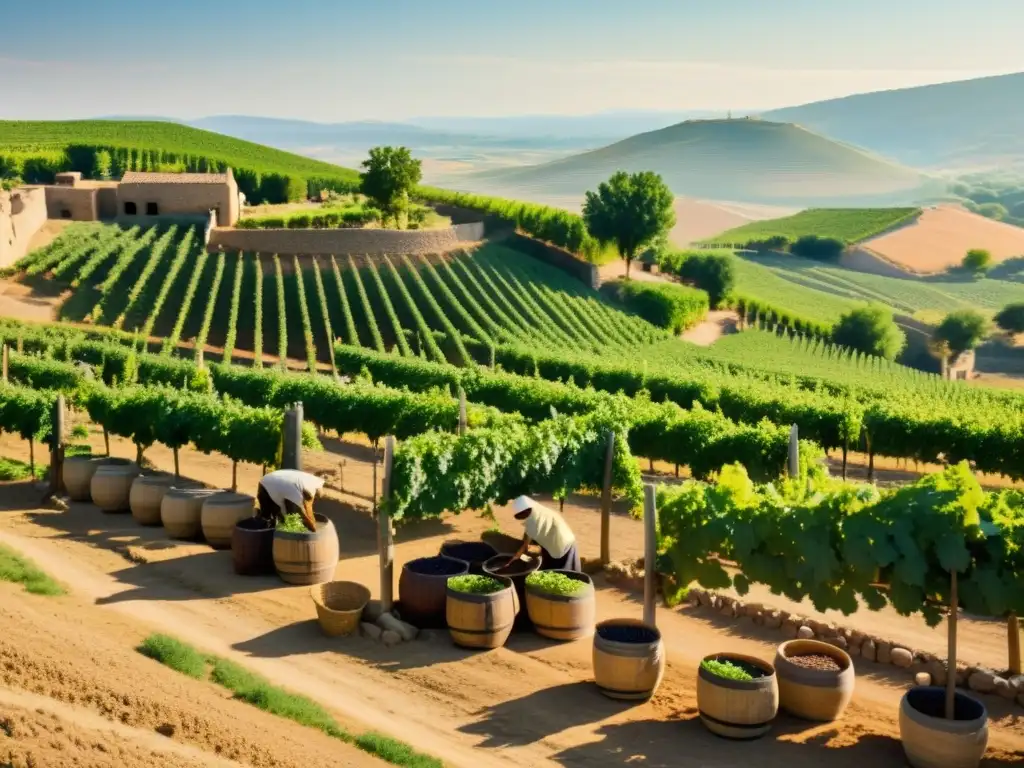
[11,225,664,368]
[700,207,922,246]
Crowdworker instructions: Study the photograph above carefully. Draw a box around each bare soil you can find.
[1,427,1024,767]
[669,198,798,247]
[681,310,739,346]
[862,205,1024,273]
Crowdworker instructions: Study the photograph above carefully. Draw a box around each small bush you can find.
[276,513,309,533]
[447,574,506,594]
[137,634,208,679]
[525,571,588,596]
[832,304,906,360]
[995,302,1024,334]
[606,279,709,333]
[934,309,990,356]
[790,235,845,261]
[701,658,754,682]
[655,250,736,308]
[962,248,993,274]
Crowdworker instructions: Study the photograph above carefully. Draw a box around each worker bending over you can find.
[256,469,325,532]
[508,495,581,572]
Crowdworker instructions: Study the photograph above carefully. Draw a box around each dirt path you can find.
[1,430,1024,766]
[681,310,740,346]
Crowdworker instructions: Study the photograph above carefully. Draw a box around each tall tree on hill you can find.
[360,146,422,229]
[933,310,990,359]
[582,171,675,278]
[831,304,905,361]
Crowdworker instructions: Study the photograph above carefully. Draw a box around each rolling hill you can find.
[762,72,1024,170]
[464,119,936,206]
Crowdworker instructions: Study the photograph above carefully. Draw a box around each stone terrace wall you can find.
[503,232,600,290]
[0,187,48,268]
[207,225,481,255]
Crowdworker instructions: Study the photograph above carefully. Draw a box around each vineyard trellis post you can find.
[643,483,657,628]
[47,394,66,498]
[788,424,799,478]
[379,435,396,613]
[600,431,615,565]
[282,402,304,471]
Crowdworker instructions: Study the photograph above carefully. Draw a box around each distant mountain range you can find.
[761,72,1024,170]
[458,118,938,207]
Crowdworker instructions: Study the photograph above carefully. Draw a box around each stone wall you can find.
[97,187,118,219]
[44,186,97,221]
[503,232,600,289]
[207,225,478,256]
[0,187,48,268]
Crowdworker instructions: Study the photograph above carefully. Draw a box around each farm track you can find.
[1,428,1024,768]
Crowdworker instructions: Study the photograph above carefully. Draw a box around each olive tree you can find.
[934,310,990,357]
[360,146,422,229]
[582,171,675,278]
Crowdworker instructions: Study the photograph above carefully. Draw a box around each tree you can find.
[359,146,422,229]
[790,235,845,261]
[995,303,1024,335]
[962,248,992,274]
[934,310,990,357]
[831,304,906,361]
[582,171,675,278]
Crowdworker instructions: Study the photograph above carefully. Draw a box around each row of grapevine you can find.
[193,252,227,359]
[329,256,359,348]
[20,224,108,277]
[140,226,197,339]
[253,256,264,367]
[292,256,318,372]
[222,252,245,363]
[347,256,385,353]
[273,255,288,368]
[309,258,336,371]
[113,225,180,329]
[363,257,409,356]
[399,254,471,365]
[161,241,210,353]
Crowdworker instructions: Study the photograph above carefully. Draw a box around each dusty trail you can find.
[1,428,1024,766]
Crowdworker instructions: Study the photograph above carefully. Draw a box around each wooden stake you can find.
[643,484,657,628]
[379,435,395,613]
[788,424,799,478]
[1009,613,1021,676]
[48,394,65,495]
[946,570,958,720]
[600,431,615,565]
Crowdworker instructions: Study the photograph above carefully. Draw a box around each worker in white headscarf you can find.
[256,469,325,532]
[506,495,581,572]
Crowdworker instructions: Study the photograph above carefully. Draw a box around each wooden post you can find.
[788,424,799,479]
[338,459,346,493]
[643,484,657,627]
[1,343,8,383]
[1009,613,1021,676]
[48,394,65,495]
[282,402,303,471]
[458,388,468,436]
[600,431,615,565]
[866,431,875,483]
[379,436,395,613]
[946,570,958,720]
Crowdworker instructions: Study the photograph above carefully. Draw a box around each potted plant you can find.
[697,653,778,740]
[446,574,517,649]
[524,570,595,641]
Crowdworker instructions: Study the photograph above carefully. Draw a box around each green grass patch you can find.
[447,574,506,595]
[276,512,309,533]
[701,658,754,682]
[701,207,921,246]
[0,544,65,596]
[0,457,41,481]
[140,634,443,768]
[137,633,209,679]
[525,570,588,596]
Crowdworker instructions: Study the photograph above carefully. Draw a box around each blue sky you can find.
[3,0,1022,121]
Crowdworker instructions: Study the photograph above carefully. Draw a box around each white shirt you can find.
[523,503,575,558]
[259,470,324,511]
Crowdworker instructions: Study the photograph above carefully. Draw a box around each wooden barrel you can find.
[483,553,541,629]
[233,517,276,576]
[129,473,175,526]
[446,575,517,649]
[525,570,596,641]
[200,492,255,549]
[64,456,129,501]
[161,487,217,540]
[593,619,665,701]
[399,556,469,627]
[899,687,988,768]
[697,653,779,740]
[272,513,340,585]
[774,639,855,721]
[90,463,140,513]
[439,540,498,575]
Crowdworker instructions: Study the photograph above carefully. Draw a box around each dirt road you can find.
[1,427,1024,767]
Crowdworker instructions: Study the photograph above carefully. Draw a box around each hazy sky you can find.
[4,0,1022,122]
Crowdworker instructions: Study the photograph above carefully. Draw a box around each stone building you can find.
[118,169,241,226]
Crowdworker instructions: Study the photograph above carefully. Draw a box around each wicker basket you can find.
[310,581,372,637]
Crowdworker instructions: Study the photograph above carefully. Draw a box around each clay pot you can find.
[200,492,255,549]
[90,463,140,513]
[899,687,988,768]
[774,639,855,722]
[129,472,175,526]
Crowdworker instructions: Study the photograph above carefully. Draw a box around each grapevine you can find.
[110,225,179,328]
[347,255,385,353]
[329,256,359,348]
[193,250,227,359]
[292,256,318,372]
[222,251,245,363]
[273,255,287,368]
[139,226,195,339]
[161,238,210,354]
[363,257,411,356]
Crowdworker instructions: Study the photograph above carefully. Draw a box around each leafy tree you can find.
[995,303,1024,334]
[831,304,906,360]
[790,235,845,261]
[94,150,112,181]
[934,310,990,357]
[962,248,992,274]
[360,146,422,229]
[582,171,675,278]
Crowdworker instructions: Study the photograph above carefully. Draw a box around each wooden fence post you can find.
[643,484,657,628]
[600,431,615,565]
[788,424,799,479]
[379,436,396,613]
[48,394,65,496]
[282,402,303,470]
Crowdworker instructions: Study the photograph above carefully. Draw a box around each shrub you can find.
[447,574,506,595]
[962,248,993,274]
[655,250,736,309]
[525,571,588,596]
[605,279,708,334]
[995,303,1024,334]
[934,310,990,357]
[976,202,1008,221]
[831,304,906,360]
[276,513,308,533]
[286,212,312,229]
[790,235,845,261]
